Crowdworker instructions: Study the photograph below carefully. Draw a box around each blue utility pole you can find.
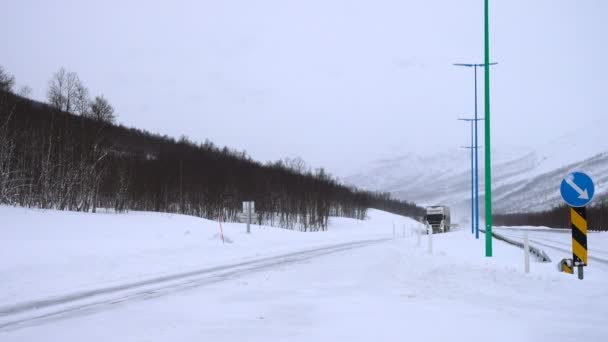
[454,62,497,239]
[474,65,479,240]
[459,119,475,235]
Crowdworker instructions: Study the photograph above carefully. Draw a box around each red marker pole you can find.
[218,209,225,244]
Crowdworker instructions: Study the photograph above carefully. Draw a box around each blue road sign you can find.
[560,172,595,207]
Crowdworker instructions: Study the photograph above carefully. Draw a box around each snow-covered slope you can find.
[345,118,608,214]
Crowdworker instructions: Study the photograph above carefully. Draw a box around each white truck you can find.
[425,205,451,233]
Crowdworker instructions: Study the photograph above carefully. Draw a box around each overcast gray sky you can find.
[2,0,606,176]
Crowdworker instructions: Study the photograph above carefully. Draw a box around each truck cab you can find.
[425,206,451,233]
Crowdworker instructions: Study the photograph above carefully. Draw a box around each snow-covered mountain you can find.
[345,118,607,214]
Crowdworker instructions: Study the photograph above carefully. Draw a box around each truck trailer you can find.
[425,205,451,233]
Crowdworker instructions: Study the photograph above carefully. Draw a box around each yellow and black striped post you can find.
[571,206,588,279]
[560,259,573,274]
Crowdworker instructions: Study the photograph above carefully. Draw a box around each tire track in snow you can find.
[0,237,391,332]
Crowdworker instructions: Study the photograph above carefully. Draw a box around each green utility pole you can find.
[484,0,493,257]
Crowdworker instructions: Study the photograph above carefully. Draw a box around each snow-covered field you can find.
[2,206,608,341]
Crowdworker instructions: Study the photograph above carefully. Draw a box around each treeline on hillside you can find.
[493,200,608,231]
[0,68,423,230]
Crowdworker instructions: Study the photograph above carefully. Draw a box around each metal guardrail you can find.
[480,229,552,263]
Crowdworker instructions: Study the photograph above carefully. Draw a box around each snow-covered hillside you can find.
[345,118,608,214]
[2,206,608,341]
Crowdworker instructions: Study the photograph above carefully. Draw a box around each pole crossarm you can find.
[453,63,498,67]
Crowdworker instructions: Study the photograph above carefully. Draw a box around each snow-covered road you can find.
[0,238,391,332]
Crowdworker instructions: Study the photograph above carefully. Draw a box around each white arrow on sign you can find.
[565,174,590,200]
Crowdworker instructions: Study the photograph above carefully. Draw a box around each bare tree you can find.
[88,95,115,123]
[283,156,308,174]
[74,83,90,116]
[0,97,16,202]
[0,66,15,93]
[47,68,82,112]
[17,85,32,98]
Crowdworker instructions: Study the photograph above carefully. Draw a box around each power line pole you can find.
[458,119,475,236]
[484,0,493,257]
[454,62,496,241]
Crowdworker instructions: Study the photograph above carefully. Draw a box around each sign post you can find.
[560,172,595,280]
[242,201,255,234]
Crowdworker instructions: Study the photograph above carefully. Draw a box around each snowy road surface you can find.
[2,206,608,341]
[0,238,390,332]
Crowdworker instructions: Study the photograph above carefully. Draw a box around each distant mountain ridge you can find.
[345,118,607,216]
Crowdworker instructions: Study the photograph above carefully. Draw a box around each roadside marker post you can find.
[558,258,574,274]
[523,231,530,273]
[571,207,588,280]
[559,172,595,280]
[218,209,225,244]
[427,224,433,255]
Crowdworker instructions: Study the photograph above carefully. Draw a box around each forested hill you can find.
[0,90,424,230]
